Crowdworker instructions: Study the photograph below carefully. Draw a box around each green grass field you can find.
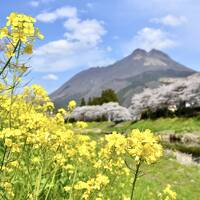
[85,117,200,135]
[71,117,200,199]
[125,156,200,200]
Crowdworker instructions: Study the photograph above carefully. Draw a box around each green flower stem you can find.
[0,39,20,76]
[35,165,43,200]
[0,146,7,171]
[69,166,77,200]
[44,167,58,200]
[131,160,142,200]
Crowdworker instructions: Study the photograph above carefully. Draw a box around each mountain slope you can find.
[51,49,195,108]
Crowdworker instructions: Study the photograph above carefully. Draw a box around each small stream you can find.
[165,148,200,166]
[175,151,200,166]
[161,133,200,166]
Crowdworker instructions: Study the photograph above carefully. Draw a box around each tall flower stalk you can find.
[130,160,141,200]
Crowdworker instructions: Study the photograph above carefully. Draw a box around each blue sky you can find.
[1,0,200,93]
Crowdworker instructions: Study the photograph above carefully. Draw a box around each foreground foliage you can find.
[0,12,177,200]
[0,83,164,199]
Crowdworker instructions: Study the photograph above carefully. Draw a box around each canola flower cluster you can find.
[0,80,165,199]
[0,12,43,58]
[163,184,177,200]
[0,12,177,200]
[157,185,177,200]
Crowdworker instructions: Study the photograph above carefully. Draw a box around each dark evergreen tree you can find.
[80,98,86,106]
[87,89,119,106]
[91,97,102,105]
[87,97,92,105]
[101,89,119,103]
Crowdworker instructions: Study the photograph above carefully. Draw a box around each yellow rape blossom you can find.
[74,174,109,199]
[75,121,88,129]
[163,184,177,200]
[68,100,77,110]
[127,129,163,164]
[24,44,33,54]
[0,27,8,39]
[31,157,41,164]
[5,138,13,147]
[0,12,43,58]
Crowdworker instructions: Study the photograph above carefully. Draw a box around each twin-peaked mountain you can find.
[51,49,195,108]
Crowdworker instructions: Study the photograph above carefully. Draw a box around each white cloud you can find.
[36,6,77,23]
[125,27,177,52]
[36,5,106,45]
[32,39,113,72]
[42,74,58,80]
[125,0,191,12]
[64,18,106,45]
[31,6,112,72]
[29,0,55,7]
[151,15,187,26]
[30,1,39,7]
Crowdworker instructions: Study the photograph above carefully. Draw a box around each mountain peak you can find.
[131,48,170,60]
[131,48,147,56]
[51,49,195,109]
[148,49,170,59]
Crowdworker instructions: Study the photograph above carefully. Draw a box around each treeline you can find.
[80,89,119,106]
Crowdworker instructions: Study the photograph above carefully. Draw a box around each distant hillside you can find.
[51,49,195,108]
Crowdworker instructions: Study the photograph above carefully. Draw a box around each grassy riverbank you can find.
[84,117,200,136]
[69,117,200,199]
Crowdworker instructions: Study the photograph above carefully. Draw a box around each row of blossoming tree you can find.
[0,13,177,200]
